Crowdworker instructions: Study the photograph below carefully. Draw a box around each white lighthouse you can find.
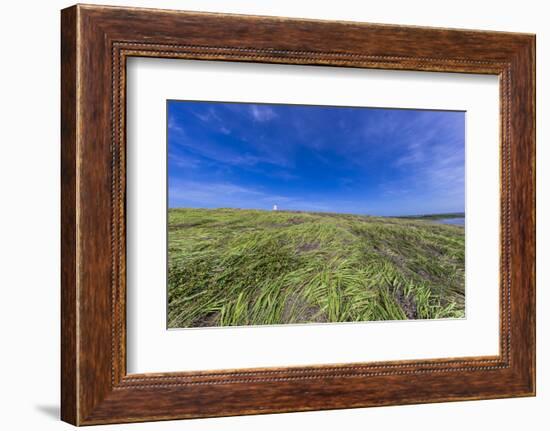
[272,204,278,211]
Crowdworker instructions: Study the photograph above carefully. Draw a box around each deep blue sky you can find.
[167,100,464,216]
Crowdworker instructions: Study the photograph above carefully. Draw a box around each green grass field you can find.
[167,208,465,328]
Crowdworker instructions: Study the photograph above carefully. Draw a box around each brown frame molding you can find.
[61,4,535,425]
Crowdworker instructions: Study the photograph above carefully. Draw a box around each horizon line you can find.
[168,206,465,218]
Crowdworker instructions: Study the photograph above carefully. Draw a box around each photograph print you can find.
[167,100,465,329]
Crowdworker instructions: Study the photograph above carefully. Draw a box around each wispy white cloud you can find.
[393,141,426,167]
[169,179,337,212]
[170,131,290,169]
[168,152,201,169]
[250,105,277,122]
[168,114,185,135]
[381,136,464,213]
[268,170,299,181]
[192,107,221,123]
[190,107,233,135]
[169,180,283,210]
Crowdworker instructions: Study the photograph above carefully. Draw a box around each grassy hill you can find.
[168,208,465,328]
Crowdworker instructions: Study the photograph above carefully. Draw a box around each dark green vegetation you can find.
[168,208,465,328]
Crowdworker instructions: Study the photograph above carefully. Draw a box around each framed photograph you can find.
[61,4,535,425]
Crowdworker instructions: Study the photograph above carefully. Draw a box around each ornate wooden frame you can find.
[61,4,535,425]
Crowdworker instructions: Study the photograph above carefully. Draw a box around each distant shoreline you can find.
[168,206,464,220]
[394,212,465,220]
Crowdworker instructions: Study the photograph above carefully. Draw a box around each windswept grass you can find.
[168,208,465,328]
